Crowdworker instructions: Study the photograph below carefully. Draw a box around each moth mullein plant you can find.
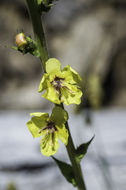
[13,0,94,189]
[39,58,83,105]
[27,106,69,156]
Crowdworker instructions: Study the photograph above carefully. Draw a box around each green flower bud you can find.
[38,0,56,12]
[14,33,40,57]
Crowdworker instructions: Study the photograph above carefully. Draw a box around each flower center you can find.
[51,76,65,100]
[51,76,64,91]
[47,121,57,130]
[39,121,57,134]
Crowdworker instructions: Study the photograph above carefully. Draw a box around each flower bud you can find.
[15,33,27,50]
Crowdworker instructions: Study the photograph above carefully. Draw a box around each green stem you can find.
[26,0,48,71]
[25,0,87,190]
[63,105,87,190]
[66,126,86,190]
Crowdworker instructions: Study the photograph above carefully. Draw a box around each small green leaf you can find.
[32,47,40,57]
[52,157,77,187]
[11,46,18,51]
[76,136,94,163]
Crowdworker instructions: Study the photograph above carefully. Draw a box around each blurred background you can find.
[0,0,126,190]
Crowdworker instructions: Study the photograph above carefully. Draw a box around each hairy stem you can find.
[26,0,48,71]
[62,104,87,190]
[25,0,86,189]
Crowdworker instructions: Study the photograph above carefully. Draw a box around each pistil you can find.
[43,121,57,132]
[51,76,65,100]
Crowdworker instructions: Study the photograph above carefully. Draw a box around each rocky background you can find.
[0,0,126,109]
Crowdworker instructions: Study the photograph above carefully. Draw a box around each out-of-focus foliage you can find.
[85,75,103,109]
[78,74,103,111]
[6,183,17,190]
